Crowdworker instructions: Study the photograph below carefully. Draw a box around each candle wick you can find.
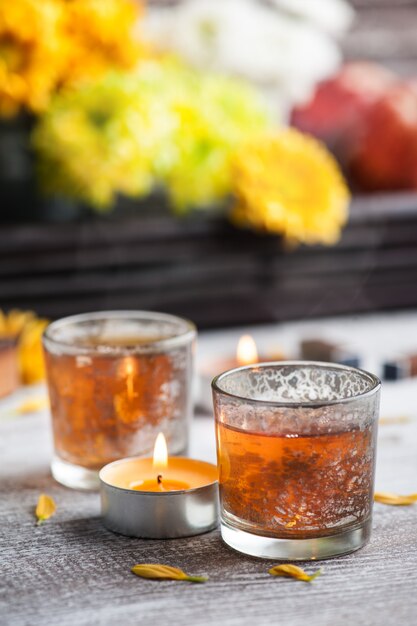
[157,474,163,485]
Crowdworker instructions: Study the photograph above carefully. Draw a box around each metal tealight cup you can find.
[99,457,219,539]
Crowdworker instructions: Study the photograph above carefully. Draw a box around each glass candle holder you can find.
[212,361,381,560]
[43,311,196,490]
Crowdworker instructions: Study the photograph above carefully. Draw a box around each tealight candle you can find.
[203,334,259,375]
[129,434,200,492]
[199,334,287,410]
[100,433,219,538]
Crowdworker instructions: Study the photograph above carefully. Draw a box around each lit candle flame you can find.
[237,335,258,366]
[153,432,168,471]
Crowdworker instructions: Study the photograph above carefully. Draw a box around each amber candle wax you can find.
[43,311,196,490]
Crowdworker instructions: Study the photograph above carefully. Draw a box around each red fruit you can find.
[349,82,417,191]
[291,62,396,153]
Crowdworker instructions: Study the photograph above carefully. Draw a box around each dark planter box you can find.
[1,192,417,328]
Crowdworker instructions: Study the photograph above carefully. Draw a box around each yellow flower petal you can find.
[374,492,417,506]
[131,564,207,583]
[15,396,49,415]
[35,494,56,525]
[269,564,322,582]
[379,415,411,426]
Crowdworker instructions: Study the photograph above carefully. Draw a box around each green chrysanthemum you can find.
[32,71,167,208]
[152,60,272,210]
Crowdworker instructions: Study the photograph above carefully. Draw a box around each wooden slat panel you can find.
[1,194,417,326]
[4,262,417,326]
[2,220,417,279]
[350,0,417,8]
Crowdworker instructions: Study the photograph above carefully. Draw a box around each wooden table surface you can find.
[2,312,417,626]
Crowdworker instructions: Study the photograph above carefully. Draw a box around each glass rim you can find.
[43,310,196,355]
[211,360,381,408]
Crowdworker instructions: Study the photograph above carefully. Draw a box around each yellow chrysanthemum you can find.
[0,0,146,117]
[0,309,49,384]
[18,318,49,384]
[231,129,350,245]
[0,308,35,337]
[0,0,63,116]
[60,0,147,87]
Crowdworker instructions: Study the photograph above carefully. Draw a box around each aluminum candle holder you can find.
[100,456,219,539]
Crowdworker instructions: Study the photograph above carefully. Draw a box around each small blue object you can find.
[338,356,361,369]
[383,361,408,381]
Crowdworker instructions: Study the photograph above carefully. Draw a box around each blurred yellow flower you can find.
[18,318,49,384]
[231,129,350,245]
[0,0,146,117]
[60,0,146,87]
[0,309,48,384]
[0,0,63,116]
[0,308,35,337]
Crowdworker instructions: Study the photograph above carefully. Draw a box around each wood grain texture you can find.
[1,405,417,626]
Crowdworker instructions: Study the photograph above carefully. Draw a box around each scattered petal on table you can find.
[35,494,56,525]
[131,563,208,583]
[269,564,322,582]
[16,396,49,415]
[379,415,411,426]
[374,492,417,506]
